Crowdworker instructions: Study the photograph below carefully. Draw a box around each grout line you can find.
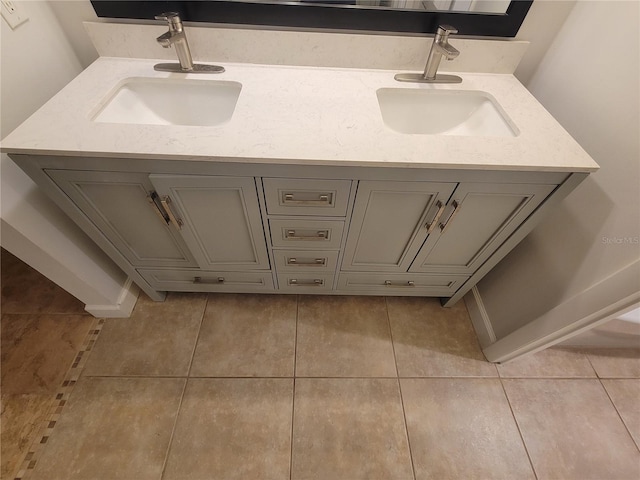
[159,293,209,480]
[14,317,105,480]
[498,378,539,480]
[598,378,640,453]
[289,294,299,480]
[384,297,417,480]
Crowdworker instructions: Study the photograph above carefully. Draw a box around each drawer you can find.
[270,219,344,249]
[273,249,339,273]
[263,178,352,216]
[276,273,335,292]
[336,273,468,296]
[138,269,274,292]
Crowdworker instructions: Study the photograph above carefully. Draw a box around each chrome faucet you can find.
[154,12,225,74]
[395,25,462,84]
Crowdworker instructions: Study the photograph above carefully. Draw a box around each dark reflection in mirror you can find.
[245,0,511,15]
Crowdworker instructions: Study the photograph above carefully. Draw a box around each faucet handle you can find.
[155,12,183,28]
[437,25,458,36]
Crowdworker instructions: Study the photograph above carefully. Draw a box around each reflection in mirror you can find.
[267,0,511,14]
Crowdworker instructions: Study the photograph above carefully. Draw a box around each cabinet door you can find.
[342,181,456,272]
[409,182,556,275]
[149,175,270,271]
[46,170,197,268]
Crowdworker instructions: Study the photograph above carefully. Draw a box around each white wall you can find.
[1,1,137,316]
[474,0,640,340]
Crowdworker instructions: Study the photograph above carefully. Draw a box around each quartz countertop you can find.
[1,57,599,173]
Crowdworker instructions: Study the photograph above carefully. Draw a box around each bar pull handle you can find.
[287,257,327,266]
[147,192,170,225]
[384,280,416,287]
[283,193,332,204]
[160,196,183,230]
[439,200,461,233]
[288,279,325,286]
[194,276,225,284]
[285,230,329,240]
[425,200,446,234]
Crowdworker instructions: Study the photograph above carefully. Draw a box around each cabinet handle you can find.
[285,230,329,240]
[283,193,331,204]
[288,278,324,286]
[287,257,327,266]
[439,200,461,233]
[160,196,184,230]
[384,280,415,287]
[147,192,170,225]
[425,200,446,234]
[194,276,225,284]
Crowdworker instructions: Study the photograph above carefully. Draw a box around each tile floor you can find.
[2,250,640,480]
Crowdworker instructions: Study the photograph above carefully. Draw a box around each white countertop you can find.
[1,57,599,173]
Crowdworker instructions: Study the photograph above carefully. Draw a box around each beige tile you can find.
[1,249,85,315]
[83,292,206,376]
[503,379,640,480]
[497,347,596,378]
[164,378,293,479]
[291,378,413,479]
[387,297,497,377]
[296,296,397,377]
[190,294,296,377]
[1,314,93,394]
[29,377,185,480]
[1,394,52,479]
[602,379,640,448]
[401,378,534,480]
[585,348,640,378]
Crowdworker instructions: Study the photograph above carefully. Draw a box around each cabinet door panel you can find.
[342,181,456,272]
[46,170,196,268]
[150,175,270,271]
[410,182,555,274]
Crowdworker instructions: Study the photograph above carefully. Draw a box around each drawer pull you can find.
[285,230,329,240]
[425,201,446,234]
[287,257,327,266]
[440,200,461,233]
[384,280,415,287]
[283,193,331,204]
[160,196,183,230]
[194,276,225,284]
[288,278,325,286]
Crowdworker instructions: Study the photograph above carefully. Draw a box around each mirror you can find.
[91,0,533,37]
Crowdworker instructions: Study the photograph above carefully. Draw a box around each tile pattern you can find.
[3,257,639,480]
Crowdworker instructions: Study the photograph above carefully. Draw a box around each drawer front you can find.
[273,249,339,273]
[276,273,335,292]
[270,219,344,249]
[263,178,352,216]
[138,269,274,292]
[336,273,468,296]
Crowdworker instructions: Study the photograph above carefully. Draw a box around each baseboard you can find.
[84,277,140,318]
[464,286,497,349]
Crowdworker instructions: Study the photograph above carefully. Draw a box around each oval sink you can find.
[376,88,518,137]
[92,77,242,127]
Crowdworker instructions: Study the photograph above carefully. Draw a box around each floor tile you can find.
[296,296,397,377]
[291,378,413,480]
[584,348,640,378]
[503,379,640,480]
[190,294,296,377]
[602,379,640,448]
[1,314,93,394]
[163,378,293,480]
[29,377,185,480]
[83,293,206,376]
[387,297,497,377]
[497,347,596,378]
[1,394,52,479]
[401,378,534,480]
[1,249,85,315]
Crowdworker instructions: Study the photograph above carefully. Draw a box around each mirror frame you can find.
[91,1,533,37]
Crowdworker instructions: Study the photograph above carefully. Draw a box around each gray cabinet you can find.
[341,181,457,272]
[149,175,270,271]
[47,170,197,268]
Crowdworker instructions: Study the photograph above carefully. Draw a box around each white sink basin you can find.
[92,77,242,127]
[376,88,518,137]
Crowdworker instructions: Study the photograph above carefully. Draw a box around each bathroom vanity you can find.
[2,57,598,305]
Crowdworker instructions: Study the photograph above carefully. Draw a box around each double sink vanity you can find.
[2,32,599,306]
